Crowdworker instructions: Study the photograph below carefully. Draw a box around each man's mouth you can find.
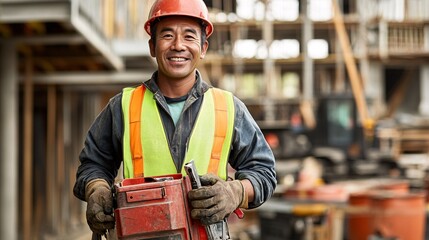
[168,57,187,62]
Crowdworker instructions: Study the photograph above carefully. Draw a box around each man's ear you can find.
[149,39,155,57]
[200,40,209,59]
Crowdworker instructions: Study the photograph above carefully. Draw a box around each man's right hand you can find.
[85,179,115,235]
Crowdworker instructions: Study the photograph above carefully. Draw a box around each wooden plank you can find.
[385,69,414,118]
[332,0,370,125]
[56,90,67,235]
[300,100,316,129]
[22,53,33,240]
[400,130,429,140]
[63,91,82,227]
[335,36,346,93]
[103,0,115,38]
[46,85,57,233]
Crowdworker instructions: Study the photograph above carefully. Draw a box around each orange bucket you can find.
[370,191,426,240]
[348,192,373,240]
[373,180,409,194]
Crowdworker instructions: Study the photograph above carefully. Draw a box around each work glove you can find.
[85,179,115,235]
[188,174,248,225]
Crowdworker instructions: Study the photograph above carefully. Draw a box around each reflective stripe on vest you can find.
[121,85,234,180]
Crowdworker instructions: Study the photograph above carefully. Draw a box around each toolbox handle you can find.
[121,173,183,186]
[126,187,166,203]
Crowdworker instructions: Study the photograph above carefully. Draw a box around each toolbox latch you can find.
[126,187,166,203]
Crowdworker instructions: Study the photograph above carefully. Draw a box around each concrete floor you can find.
[43,224,92,240]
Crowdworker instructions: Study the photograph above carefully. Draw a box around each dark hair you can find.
[150,17,207,49]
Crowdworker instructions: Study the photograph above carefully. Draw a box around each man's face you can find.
[149,16,209,81]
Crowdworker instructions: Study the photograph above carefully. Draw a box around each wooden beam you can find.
[385,69,415,118]
[0,23,12,37]
[63,91,81,227]
[300,100,316,129]
[30,56,108,64]
[56,91,67,234]
[22,71,152,85]
[46,85,57,233]
[22,52,33,240]
[334,35,346,93]
[103,0,115,38]
[13,35,85,45]
[0,1,71,23]
[332,0,370,125]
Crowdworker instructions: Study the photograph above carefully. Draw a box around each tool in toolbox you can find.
[113,160,244,240]
[184,161,244,221]
[184,161,239,240]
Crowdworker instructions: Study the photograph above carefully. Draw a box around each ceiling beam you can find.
[71,14,124,71]
[20,71,153,85]
[12,34,85,45]
[0,1,70,23]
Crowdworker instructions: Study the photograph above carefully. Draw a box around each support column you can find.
[421,25,429,115]
[262,0,274,96]
[302,0,314,101]
[335,33,345,93]
[357,0,370,91]
[366,61,385,117]
[334,0,345,93]
[300,0,316,129]
[0,41,18,240]
[424,25,429,51]
[419,65,429,116]
[262,0,276,122]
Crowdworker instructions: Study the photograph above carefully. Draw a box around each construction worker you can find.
[73,0,276,236]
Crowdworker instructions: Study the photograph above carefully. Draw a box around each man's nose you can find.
[171,37,185,51]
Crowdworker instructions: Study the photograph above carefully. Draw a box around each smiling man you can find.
[73,0,276,237]
[149,16,208,98]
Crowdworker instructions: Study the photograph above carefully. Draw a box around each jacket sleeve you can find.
[73,94,124,201]
[229,97,277,209]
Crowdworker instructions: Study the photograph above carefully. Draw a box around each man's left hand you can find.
[188,174,247,225]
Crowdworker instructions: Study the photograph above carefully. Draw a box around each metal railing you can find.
[388,25,426,54]
[365,0,429,21]
[77,0,152,41]
[113,0,153,40]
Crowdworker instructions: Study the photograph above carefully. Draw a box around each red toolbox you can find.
[114,174,205,240]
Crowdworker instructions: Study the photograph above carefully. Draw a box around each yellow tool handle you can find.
[292,204,328,216]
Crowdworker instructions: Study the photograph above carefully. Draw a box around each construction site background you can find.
[0,0,429,239]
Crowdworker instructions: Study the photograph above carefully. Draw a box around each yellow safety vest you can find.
[121,85,235,180]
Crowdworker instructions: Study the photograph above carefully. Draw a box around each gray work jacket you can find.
[73,71,277,209]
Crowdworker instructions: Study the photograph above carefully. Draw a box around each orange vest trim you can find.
[129,85,145,177]
[207,88,228,175]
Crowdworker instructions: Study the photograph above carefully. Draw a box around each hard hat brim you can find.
[144,14,214,38]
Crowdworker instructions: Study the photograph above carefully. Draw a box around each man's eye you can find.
[162,34,173,38]
[185,35,196,40]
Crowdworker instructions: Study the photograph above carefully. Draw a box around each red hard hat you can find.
[144,0,214,38]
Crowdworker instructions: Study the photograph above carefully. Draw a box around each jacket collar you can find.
[143,70,211,99]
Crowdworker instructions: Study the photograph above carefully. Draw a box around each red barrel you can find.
[373,180,409,194]
[348,192,373,240]
[370,191,426,240]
